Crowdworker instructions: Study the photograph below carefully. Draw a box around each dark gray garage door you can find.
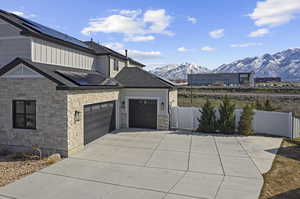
[129,99,157,129]
[84,101,116,145]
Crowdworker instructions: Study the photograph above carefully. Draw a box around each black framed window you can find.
[113,58,119,71]
[13,100,36,129]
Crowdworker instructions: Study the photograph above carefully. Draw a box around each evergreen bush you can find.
[198,99,217,133]
[238,104,255,136]
[218,96,236,134]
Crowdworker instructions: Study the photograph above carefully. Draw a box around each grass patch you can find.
[178,96,251,109]
[259,139,300,199]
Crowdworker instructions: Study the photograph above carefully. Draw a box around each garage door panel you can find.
[129,99,157,129]
[84,101,116,145]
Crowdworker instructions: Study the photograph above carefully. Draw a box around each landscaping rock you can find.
[47,153,61,164]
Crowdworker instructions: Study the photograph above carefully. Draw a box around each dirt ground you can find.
[259,139,300,199]
[0,154,57,187]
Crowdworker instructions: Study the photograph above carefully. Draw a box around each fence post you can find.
[288,112,293,138]
[253,110,257,134]
[176,107,179,129]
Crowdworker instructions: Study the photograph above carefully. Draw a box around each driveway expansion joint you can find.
[212,136,226,176]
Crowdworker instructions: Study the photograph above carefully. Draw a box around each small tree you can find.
[254,99,263,110]
[198,99,217,133]
[218,96,236,134]
[238,104,255,136]
[264,99,276,111]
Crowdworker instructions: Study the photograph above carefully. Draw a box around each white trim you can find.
[0,36,28,40]
[1,64,44,78]
[125,96,160,128]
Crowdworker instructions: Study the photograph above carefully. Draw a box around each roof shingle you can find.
[115,67,175,88]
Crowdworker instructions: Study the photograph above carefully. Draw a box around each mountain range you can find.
[149,48,300,81]
[149,62,210,80]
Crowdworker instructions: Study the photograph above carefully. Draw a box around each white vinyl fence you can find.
[171,107,297,138]
[293,117,300,138]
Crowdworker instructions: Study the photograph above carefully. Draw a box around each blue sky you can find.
[2,0,300,69]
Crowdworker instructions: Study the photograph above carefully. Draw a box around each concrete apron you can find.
[0,130,282,199]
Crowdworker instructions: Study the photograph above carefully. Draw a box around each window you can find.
[239,74,250,84]
[113,58,119,71]
[13,100,36,129]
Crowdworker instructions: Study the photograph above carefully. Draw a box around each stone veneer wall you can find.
[157,115,169,130]
[169,89,178,107]
[66,89,119,155]
[0,78,68,156]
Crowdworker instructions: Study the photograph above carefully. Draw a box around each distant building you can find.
[254,77,281,83]
[188,72,254,86]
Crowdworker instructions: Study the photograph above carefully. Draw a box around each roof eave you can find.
[56,85,123,90]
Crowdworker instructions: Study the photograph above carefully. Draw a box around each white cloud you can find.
[209,29,224,39]
[187,16,197,24]
[249,0,300,27]
[103,42,124,50]
[143,9,173,35]
[201,46,215,51]
[120,50,162,60]
[10,10,36,18]
[81,15,144,35]
[177,47,188,52]
[124,35,155,42]
[82,9,173,40]
[249,28,269,37]
[230,42,263,48]
[119,9,142,17]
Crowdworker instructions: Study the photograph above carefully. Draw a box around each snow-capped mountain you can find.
[149,62,210,80]
[214,48,300,81]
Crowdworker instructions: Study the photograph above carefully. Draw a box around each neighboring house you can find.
[0,10,178,156]
[188,72,254,86]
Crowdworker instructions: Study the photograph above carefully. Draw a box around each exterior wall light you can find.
[74,111,81,122]
[160,102,165,111]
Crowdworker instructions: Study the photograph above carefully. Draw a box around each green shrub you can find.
[238,104,255,136]
[254,99,277,111]
[218,96,236,134]
[255,99,263,110]
[264,99,276,111]
[198,99,217,133]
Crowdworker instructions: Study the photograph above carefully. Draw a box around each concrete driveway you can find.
[0,130,282,199]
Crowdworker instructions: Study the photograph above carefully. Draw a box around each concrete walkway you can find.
[0,130,282,199]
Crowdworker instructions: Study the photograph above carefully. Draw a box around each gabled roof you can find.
[0,10,145,67]
[0,9,93,53]
[0,58,121,90]
[115,67,175,88]
[84,41,145,67]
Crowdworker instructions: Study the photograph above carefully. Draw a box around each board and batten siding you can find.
[31,38,95,70]
[109,56,126,78]
[0,18,32,68]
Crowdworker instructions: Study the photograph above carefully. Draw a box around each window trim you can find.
[113,58,119,71]
[12,100,36,130]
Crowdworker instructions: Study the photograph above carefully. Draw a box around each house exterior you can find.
[0,10,177,156]
[188,72,254,86]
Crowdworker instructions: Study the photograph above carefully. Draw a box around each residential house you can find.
[0,10,177,156]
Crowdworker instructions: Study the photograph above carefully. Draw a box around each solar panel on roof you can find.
[13,14,90,49]
[56,70,118,86]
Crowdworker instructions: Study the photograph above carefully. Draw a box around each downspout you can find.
[168,89,171,130]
